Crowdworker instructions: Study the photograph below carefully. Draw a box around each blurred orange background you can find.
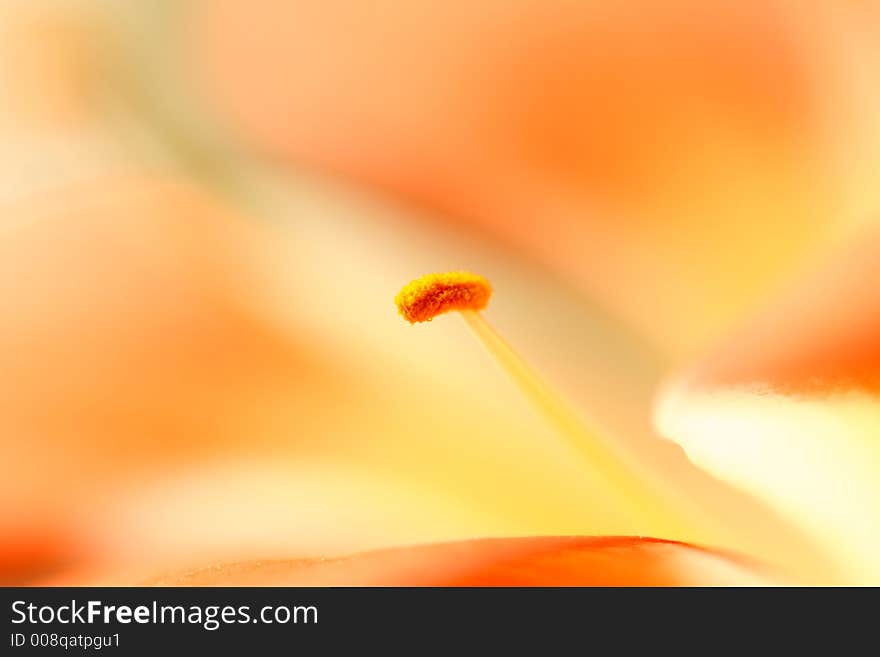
[2,0,879,585]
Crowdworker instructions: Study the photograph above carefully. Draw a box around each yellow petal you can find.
[656,227,880,583]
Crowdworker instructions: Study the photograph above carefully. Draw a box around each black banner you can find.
[0,587,868,653]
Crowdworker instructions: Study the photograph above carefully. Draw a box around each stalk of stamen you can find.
[461,309,696,534]
[396,271,698,537]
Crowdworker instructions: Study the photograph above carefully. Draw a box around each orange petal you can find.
[656,227,880,583]
[0,526,81,586]
[188,0,872,354]
[142,537,769,586]
[0,175,345,578]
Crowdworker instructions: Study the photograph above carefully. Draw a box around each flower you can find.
[1,0,879,586]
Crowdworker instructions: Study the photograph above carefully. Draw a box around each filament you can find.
[459,309,697,537]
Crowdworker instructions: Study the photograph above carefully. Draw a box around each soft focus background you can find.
[2,0,879,584]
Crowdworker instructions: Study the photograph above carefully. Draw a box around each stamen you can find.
[395,271,492,323]
[396,271,698,537]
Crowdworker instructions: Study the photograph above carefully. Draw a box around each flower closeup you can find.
[1,0,879,589]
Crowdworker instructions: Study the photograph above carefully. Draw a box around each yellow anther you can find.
[395,271,492,324]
